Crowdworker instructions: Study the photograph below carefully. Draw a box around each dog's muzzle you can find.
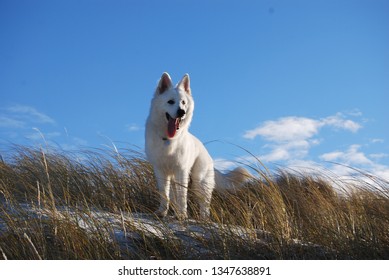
[166,110,185,139]
[176,108,186,118]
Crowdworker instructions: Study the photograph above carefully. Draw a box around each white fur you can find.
[145,73,251,220]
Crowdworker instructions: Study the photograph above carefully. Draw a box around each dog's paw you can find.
[199,209,211,221]
[175,212,188,221]
[154,209,168,218]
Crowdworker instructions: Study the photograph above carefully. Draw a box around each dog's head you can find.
[150,72,194,139]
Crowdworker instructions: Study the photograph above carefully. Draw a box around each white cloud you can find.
[244,113,361,142]
[26,130,61,141]
[239,112,389,182]
[215,111,388,187]
[213,158,237,171]
[343,145,373,166]
[6,105,55,124]
[243,112,362,164]
[0,105,57,143]
[372,166,389,182]
[0,116,25,128]
[320,151,344,162]
[319,145,389,182]
[370,153,388,160]
[371,138,384,144]
[321,113,361,133]
[345,108,363,117]
[244,116,320,142]
[261,147,290,162]
[72,137,88,146]
[320,145,373,166]
[260,139,315,162]
[126,123,142,132]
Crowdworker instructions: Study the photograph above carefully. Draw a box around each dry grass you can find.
[0,145,388,259]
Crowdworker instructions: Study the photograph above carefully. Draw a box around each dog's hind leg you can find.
[192,166,215,220]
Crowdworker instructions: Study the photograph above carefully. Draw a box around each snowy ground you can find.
[0,202,331,259]
[35,207,270,257]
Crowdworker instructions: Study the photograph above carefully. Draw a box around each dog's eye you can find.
[182,100,186,105]
[167,100,175,105]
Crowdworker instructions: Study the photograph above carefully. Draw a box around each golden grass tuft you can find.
[0,145,388,259]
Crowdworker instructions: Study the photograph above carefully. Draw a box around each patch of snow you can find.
[0,203,331,258]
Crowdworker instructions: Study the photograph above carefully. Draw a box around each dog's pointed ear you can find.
[156,72,173,94]
[177,74,191,95]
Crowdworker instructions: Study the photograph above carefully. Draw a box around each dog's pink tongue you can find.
[167,117,179,138]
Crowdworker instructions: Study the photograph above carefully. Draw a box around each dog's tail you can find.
[214,167,253,193]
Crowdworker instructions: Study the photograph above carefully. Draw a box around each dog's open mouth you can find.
[166,113,181,138]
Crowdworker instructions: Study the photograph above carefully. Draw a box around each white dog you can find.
[145,73,250,220]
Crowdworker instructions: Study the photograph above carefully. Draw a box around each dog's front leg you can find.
[154,169,170,218]
[173,171,189,220]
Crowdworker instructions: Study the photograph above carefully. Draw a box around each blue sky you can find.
[1,0,388,180]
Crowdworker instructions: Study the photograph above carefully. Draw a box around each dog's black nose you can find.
[177,109,186,118]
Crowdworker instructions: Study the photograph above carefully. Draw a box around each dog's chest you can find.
[157,138,185,157]
[151,136,193,164]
